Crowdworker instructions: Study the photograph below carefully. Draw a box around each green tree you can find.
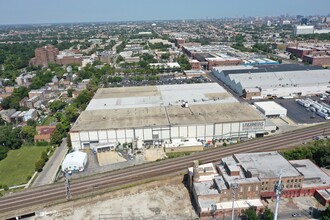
[21,125,37,144]
[63,105,79,122]
[0,147,9,161]
[175,55,191,70]
[263,207,274,220]
[244,206,258,220]
[49,100,67,113]
[0,125,22,149]
[67,89,74,97]
[320,205,330,220]
[161,53,170,60]
[26,119,37,127]
[35,159,45,172]
[0,117,6,126]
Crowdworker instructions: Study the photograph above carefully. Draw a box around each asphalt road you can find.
[32,139,68,187]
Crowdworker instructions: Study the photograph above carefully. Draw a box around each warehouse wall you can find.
[70,120,265,150]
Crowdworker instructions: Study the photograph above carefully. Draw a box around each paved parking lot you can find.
[273,97,330,124]
[108,74,212,87]
[266,196,325,219]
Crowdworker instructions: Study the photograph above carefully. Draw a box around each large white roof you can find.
[227,69,330,89]
[62,151,87,165]
[86,83,238,111]
[254,101,287,112]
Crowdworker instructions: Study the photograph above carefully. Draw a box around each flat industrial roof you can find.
[216,68,330,89]
[254,101,287,112]
[86,83,238,111]
[213,64,323,75]
[194,181,219,196]
[71,103,264,131]
[233,152,302,179]
[290,159,330,188]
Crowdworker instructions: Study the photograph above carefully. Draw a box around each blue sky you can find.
[0,0,329,25]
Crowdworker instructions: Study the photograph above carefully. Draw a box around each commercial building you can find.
[188,151,330,218]
[254,101,287,118]
[286,44,330,66]
[56,54,83,66]
[303,55,330,66]
[212,64,330,99]
[293,25,314,35]
[182,45,242,70]
[70,83,266,150]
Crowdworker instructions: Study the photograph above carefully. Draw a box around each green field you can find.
[0,146,48,186]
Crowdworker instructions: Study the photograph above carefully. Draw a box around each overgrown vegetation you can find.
[166,151,192,159]
[281,139,330,167]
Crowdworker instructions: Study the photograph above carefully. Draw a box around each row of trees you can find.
[50,89,94,145]
[282,139,330,167]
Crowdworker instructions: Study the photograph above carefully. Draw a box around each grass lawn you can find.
[0,146,49,186]
[42,116,57,126]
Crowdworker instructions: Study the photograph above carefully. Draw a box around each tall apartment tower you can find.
[30,45,59,67]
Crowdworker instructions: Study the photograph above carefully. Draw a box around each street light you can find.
[231,183,239,220]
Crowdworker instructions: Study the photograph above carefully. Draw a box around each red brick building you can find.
[303,55,330,66]
[34,125,56,143]
[286,47,312,58]
[30,45,59,67]
[56,55,82,66]
[175,38,185,47]
[189,59,201,70]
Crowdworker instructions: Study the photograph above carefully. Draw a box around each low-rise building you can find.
[254,101,287,118]
[0,109,16,123]
[34,125,56,143]
[23,109,38,122]
[188,151,330,218]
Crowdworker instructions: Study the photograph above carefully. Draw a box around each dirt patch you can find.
[33,175,197,220]
[205,92,232,100]
[97,151,127,166]
[144,148,166,161]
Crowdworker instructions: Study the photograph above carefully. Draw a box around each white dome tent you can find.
[62,151,87,172]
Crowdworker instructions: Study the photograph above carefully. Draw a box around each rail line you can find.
[0,123,329,216]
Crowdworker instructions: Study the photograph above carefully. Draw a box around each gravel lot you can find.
[33,175,197,220]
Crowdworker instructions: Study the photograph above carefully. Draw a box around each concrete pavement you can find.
[32,138,68,187]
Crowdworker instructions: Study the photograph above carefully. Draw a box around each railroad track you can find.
[0,123,329,217]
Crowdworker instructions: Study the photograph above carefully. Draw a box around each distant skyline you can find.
[0,0,329,25]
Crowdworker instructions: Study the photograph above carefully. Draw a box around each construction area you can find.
[31,176,198,220]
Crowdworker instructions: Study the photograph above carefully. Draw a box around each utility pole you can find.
[231,183,239,220]
[64,170,72,200]
[211,203,217,220]
[274,170,285,220]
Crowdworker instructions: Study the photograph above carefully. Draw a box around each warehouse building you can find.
[254,101,287,118]
[212,64,330,99]
[70,83,266,150]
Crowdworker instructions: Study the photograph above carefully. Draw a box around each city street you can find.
[32,139,68,187]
